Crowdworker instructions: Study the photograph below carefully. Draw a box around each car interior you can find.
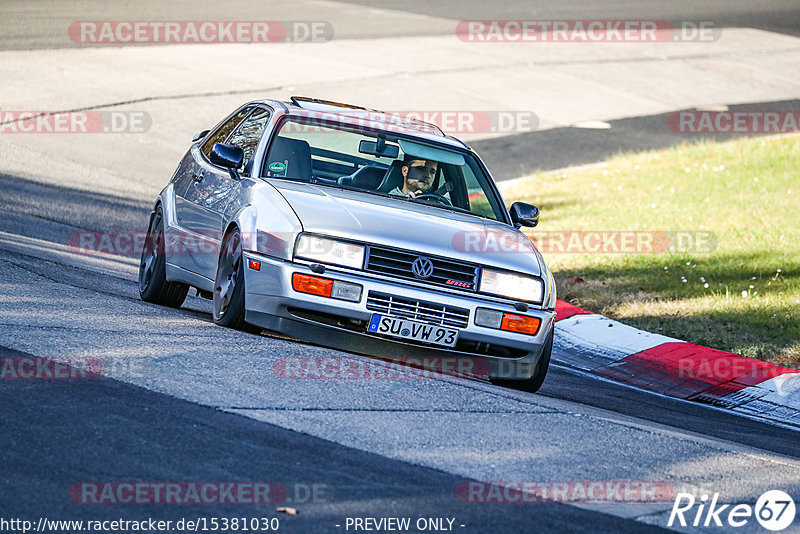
[264,140,455,198]
[260,128,499,220]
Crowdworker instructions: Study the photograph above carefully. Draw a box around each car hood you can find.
[270,180,543,277]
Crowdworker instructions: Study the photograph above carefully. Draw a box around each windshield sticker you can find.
[269,161,287,173]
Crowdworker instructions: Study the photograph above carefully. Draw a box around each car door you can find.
[181,106,273,279]
[174,106,252,276]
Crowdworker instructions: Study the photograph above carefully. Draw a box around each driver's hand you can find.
[408,190,423,198]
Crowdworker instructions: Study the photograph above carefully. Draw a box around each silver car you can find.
[138,97,556,392]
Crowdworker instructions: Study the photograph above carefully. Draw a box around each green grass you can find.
[504,134,800,369]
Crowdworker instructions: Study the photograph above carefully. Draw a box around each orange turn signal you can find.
[501,313,541,335]
[292,273,333,297]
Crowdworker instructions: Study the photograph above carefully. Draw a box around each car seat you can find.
[264,137,313,180]
[338,165,388,190]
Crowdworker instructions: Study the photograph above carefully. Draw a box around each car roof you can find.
[248,96,471,151]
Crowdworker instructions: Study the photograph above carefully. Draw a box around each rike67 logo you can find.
[669,490,796,531]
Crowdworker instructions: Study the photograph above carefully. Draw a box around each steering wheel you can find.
[413,192,452,206]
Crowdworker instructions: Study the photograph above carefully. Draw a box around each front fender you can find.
[224,179,303,261]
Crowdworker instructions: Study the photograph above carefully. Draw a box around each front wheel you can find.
[490,326,553,393]
[212,228,247,329]
[138,207,188,307]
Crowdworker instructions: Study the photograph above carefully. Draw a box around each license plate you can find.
[367,314,459,348]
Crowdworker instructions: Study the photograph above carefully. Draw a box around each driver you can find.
[388,156,438,198]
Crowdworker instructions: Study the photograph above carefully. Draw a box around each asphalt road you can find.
[2,1,799,532]
[2,172,800,533]
[2,344,668,534]
[338,0,800,38]
[1,0,798,50]
[2,0,797,195]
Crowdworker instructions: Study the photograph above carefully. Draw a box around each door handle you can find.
[192,173,204,182]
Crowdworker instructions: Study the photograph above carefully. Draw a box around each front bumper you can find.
[242,252,556,380]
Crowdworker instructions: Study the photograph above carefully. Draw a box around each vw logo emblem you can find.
[411,257,434,279]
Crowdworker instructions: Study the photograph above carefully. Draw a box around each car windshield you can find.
[261,116,506,221]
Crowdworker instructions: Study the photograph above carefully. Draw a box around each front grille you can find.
[366,291,470,329]
[365,245,479,291]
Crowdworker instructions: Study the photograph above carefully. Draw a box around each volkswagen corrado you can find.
[138,97,556,391]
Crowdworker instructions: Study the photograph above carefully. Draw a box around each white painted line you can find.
[728,373,800,426]
[571,120,612,129]
[0,229,138,280]
[551,362,800,434]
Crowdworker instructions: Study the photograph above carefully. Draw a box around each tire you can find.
[138,207,189,307]
[490,325,553,393]
[212,228,247,329]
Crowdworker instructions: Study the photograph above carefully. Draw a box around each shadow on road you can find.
[475,99,800,181]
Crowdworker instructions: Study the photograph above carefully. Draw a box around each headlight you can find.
[479,269,543,304]
[294,234,365,269]
[544,266,557,309]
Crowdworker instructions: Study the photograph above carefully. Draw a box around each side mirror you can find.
[192,129,210,142]
[509,202,540,228]
[209,143,244,169]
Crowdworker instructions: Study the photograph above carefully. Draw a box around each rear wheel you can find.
[138,207,188,307]
[491,326,553,393]
[213,228,247,329]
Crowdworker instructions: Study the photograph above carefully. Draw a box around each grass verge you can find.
[503,134,799,369]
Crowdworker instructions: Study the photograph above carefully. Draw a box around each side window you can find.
[226,107,272,173]
[201,107,252,160]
